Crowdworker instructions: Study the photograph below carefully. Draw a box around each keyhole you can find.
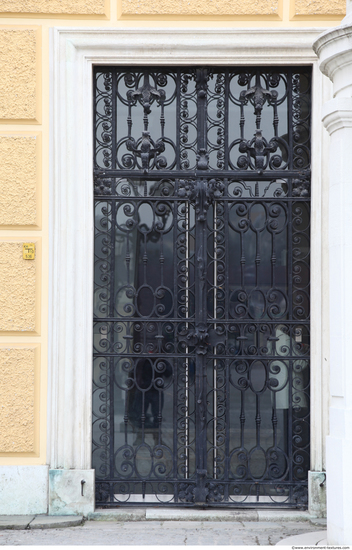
[81,479,86,496]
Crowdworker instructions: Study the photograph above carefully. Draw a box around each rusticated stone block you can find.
[121,0,279,16]
[0,0,106,15]
[0,28,37,120]
[0,135,38,226]
[0,241,37,332]
[0,347,36,453]
[294,0,345,15]
[0,466,48,514]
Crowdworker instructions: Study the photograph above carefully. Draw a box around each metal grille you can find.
[93,67,311,508]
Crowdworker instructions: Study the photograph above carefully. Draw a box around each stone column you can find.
[347,0,352,21]
[313,10,352,544]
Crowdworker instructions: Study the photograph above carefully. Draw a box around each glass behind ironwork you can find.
[93,67,311,507]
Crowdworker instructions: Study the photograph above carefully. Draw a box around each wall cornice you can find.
[57,27,322,62]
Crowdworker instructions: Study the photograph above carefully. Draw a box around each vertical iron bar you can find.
[240,100,245,141]
[240,391,245,449]
[272,89,279,139]
[255,394,261,448]
[185,202,190,478]
[287,71,294,501]
[112,68,117,170]
[194,68,208,502]
[288,68,293,172]
[224,179,230,501]
[271,232,276,289]
[109,199,117,501]
[287,72,294,506]
[109,69,118,503]
[272,391,278,448]
[93,68,98,169]
[173,356,178,502]
[176,69,181,171]
[240,231,245,289]
[287,70,294,504]
[194,210,208,501]
[288,358,293,497]
[174,189,182,486]
[288,69,294,320]
[213,203,217,479]
[173,195,178,496]
[255,230,260,288]
[224,69,229,171]
[108,59,117,495]
[255,71,262,130]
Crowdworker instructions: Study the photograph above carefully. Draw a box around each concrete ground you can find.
[0,519,327,546]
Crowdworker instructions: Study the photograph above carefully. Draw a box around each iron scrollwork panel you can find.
[93,66,311,507]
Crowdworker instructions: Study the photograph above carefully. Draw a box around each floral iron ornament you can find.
[124,72,166,171]
[238,72,283,174]
[130,72,165,115]
[178,179,225,221]
[238,130,281,174]
[126,131,166,171]
[241,73,278,121]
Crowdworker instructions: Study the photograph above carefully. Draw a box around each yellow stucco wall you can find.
[0,0,344,466]
[0,0,107,15]
[0,135,39,227]
[0,28,39,122]
[0,241,37,333]
[294,0,345,16]
[121,0,280,17]
[0,347,37,454]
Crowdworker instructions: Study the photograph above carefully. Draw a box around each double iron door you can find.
[93,66,311,507]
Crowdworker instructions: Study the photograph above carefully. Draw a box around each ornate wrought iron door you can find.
[93,67,311,508]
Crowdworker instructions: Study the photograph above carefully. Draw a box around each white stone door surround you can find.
[314,10,352,543]
[49,27,330,514]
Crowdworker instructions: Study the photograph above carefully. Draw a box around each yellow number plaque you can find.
[23,243,35,260]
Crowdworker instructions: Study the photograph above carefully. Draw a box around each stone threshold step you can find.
[88,508,325,523]
[0,515,83,530]
[0,511,327,529]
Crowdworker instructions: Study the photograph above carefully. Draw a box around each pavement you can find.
[0,510,327,546]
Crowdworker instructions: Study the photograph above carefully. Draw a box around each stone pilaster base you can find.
[49,469,95,516]
[308,471,326,518]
